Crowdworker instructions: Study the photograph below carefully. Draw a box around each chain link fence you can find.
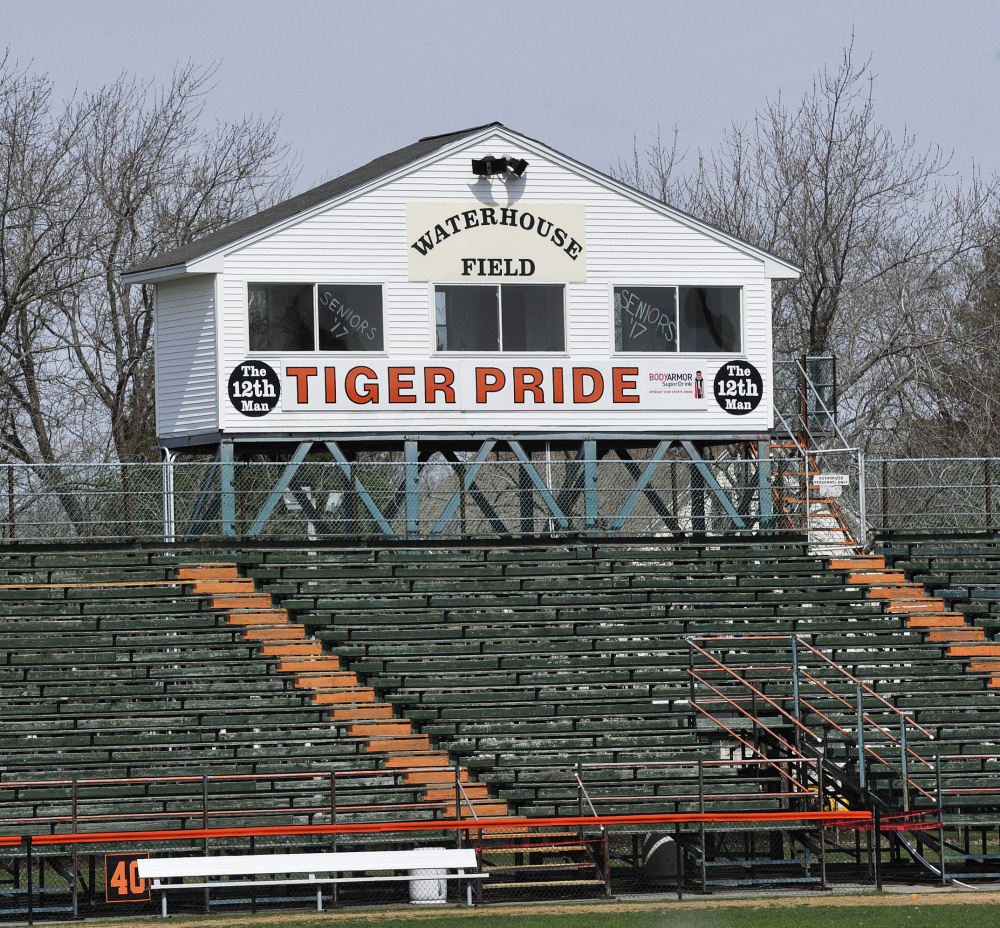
[0,456,775,543]
[866,458,1000,534]
[0,814,882,921]
[4,453,1000,543]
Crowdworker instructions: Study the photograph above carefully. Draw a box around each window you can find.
[679,286,741,353]
[435,284,564,352]
[614,285,741,353]
[247,283,383,352]
[248,284,314,352]
[318,285,384,351]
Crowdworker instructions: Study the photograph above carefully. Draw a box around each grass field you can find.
[95,892,1000,928]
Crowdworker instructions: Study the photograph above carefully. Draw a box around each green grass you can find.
[102,898,1000,928]
[313,905,999,928]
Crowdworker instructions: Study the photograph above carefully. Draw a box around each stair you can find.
[475,831,609,897]
[176,563,508,820]
[831,557,988,648]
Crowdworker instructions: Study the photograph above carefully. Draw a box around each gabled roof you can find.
[124,122,502,277]
[124,121,800,281]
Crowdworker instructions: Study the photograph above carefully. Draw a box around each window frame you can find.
[430,282,568,355]
[245,281,388,355]
[610,283,744,355]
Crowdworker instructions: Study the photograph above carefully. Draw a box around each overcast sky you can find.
[3,0,1000,191]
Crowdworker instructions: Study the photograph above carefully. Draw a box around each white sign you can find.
[815,473,850,487]
[406,202,586,282]
[267,359,708,414]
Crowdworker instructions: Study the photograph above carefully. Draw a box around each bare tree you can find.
[618,41,1000,454]
[0,57,297,466]
[66,63,296,462]
[0,52,94,467]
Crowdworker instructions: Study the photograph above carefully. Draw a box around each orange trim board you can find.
[15,810,873,846]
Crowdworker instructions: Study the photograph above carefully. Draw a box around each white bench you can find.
[137,849,485,915]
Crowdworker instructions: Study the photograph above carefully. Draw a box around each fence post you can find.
[899,716,910,812]
[203,774,210,913]
[857,682,866,790]
[161,450,176,543]
[698,759,707,892]
[583,440,598,533]
[937,754,946,886]
[219,440,236,537]
[7,464,14,540]
[454,765,463,849]
[330,771,338,906]
[881,460,889,533]
[674,820,684,901]
[873,805,883,890]
[857,450,867,549]
[791,636,801,754]
[803,450,811,543]
[405,440,420,539]
[121,464,132,537]
[23,835,32,926]
[987,460,994,532]
[757,439,773,532]
[818,762,827,889]
[72,778,78,918]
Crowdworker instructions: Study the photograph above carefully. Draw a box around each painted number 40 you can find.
[105,853,150,902]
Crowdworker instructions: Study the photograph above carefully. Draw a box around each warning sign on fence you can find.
[815,473,850,487]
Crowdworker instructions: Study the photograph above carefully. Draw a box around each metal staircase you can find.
[686,634,949,884]
[769,358,867,554]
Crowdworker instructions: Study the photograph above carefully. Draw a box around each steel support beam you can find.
[680,440,748,530]
[583,440,598,532]
[609,441,674,532]
[185,446,222,539]
[404,440,420,538]
[507,441,569,532]
[430,442,496,535]
[441,448,509,536]
[324,441,395,537]
[246,442,313,536]
[757,439,773,531]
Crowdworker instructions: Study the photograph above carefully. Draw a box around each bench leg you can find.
[317,887,323,912]
[466,881,472,907]
[161,891,167,918]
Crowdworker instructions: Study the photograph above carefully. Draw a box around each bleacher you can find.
[3,538,1000,843]
[244,539,1000,818]
[0,551,434,837]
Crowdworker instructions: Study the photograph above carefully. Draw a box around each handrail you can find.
[574,773,600,819]
[795,637,935,740]
[457,780,479,821]
[687,699,813,792]
[794,358,853,452]
[0,809,874,848]
[687,639,822,744]
[688,634,939,805]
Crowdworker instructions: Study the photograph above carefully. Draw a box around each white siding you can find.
[160,128,783,439]
[155,276,219,440]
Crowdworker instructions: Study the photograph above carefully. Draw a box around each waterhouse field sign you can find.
[406,202,587,282]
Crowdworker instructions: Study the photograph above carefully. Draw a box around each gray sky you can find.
[3,0,1000,190]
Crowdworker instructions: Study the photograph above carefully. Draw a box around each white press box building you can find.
[124,123,799,459]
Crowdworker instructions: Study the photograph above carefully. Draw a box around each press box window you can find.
[614,285,741,353]
[248,283,383,352]
[318,285,383,351]
[248,283,314,352]
[435,284,564,352]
